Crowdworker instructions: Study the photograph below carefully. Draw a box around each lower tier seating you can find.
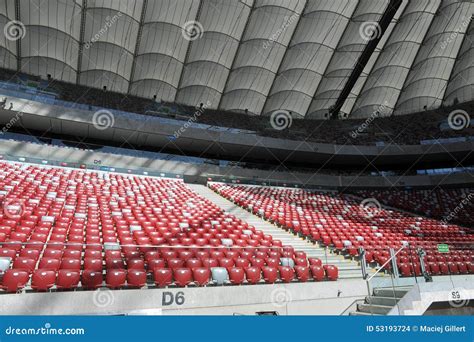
[0,161,338,293]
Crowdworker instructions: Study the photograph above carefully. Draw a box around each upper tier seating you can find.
[209,183,473,278]
[353,188,474,228]
[0,162,337,293]
[1,68,473,146]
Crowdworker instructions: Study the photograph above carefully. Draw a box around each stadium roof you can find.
[0,0,472,118]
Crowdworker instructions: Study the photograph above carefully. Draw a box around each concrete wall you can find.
[389,275,474,315]
[0,95,472,169]
[0,280,368,316]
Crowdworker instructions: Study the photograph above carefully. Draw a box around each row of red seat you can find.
[1,264,339,293]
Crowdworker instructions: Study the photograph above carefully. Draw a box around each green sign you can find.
[437,244,449,253]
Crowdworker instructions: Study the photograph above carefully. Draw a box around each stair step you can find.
[365,296,400,306]
[357,303,393,315]
[187,184,365,278]
[349,311,382,316]
[373,288,411,298]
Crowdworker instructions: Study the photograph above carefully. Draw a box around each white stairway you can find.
[188,183,371,279]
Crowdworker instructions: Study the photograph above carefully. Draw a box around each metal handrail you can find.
[340,298,365,316]
[366,245,406,282]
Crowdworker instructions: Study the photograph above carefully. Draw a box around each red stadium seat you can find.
[310,265,324,281]
[154,268,173,288]
[193,268,210,286]
[262,266,279,284]
[294,258,308,267]
[31,269,56,291]
[324,265,338,281]
[308,258,322,266]
[235,258,251,268]
[127,270,147,288]
[250,258,265,268]
[167,258,184,270]
[12,257,36,273]
[106,270,127,289]
[186,258,202,270]
[82,270,103,289]
[278,266,295,283]
[427,262,440,275]
[218,258,235,269]
[174,268,193,287]
[294,266,310,282]
[127,259,145,270]
[148,259,166,271]
[228,267,245,285]
[399,263,412,277]
[84,258,103,272]
[245,267,261,284]
[201,258,219,268]
[0,270,29,292]
[56,270,81,290]
[265,258,280,267]
[439,263,450,275]
[39,258,61,271]
[106,258,125,270]
[60,258,81,271]
[43,249,63,259]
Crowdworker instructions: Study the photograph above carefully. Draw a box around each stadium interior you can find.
[0,0,473,316]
